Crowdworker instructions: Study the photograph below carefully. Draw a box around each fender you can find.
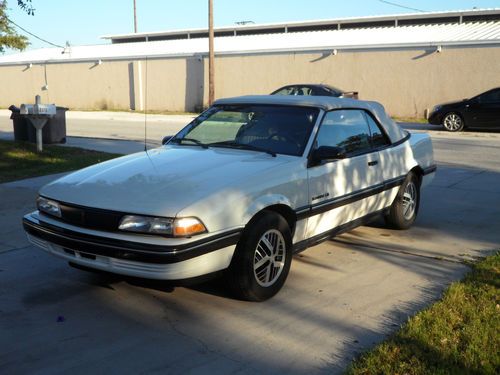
[243,194,294,225]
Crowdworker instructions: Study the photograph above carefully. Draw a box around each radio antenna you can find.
[144,55,148,152]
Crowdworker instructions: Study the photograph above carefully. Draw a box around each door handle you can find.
[368,160,378,166]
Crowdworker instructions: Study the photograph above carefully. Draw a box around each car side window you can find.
[315,109,371,156]
[364,113,390,148]
[273,86,296,95]
[297,86,313,96]
[478,89,500,104]
[312,87,330,96]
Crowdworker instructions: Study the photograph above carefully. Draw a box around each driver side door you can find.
[467,89,500,128]
[305,109,384,239]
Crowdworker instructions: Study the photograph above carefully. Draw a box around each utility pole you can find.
[133,0,138,33]
[208,0,215,105]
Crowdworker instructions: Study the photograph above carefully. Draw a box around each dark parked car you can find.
[428,88,500,132]
[271,84,358,99]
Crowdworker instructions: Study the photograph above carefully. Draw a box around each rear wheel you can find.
[442,112,464,132]
[385,172,420,230]
[226,212,292,301]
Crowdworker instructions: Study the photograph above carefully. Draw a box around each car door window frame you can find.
[362,111,392,150]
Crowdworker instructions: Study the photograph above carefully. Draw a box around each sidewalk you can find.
[0,109,194,149]
[61,136,155,154]
[0,108,195,123]
[0,109,194,154]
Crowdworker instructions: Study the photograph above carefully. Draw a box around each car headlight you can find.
[432,105,442,113]
[118,215,206,237]
[37,197,61,217]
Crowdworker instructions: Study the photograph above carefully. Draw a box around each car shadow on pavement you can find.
[68,262,236,298]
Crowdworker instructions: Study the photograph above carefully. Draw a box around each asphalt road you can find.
[1,111,499,374]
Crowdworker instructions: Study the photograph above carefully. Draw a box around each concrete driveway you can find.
[1,113,499,374]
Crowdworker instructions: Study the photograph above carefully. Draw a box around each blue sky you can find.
[6,0,500,50]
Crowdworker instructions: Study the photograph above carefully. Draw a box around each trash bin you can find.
[26,106,68,144]
[9,105,30,141]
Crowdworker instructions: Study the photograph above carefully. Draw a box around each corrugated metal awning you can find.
[1,20,499,65]
[101,8,500,42]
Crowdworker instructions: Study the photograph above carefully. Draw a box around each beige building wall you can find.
[142,57,204,112]
[209,46,500,117]
[0,61,131,110]
[0,46,499,117]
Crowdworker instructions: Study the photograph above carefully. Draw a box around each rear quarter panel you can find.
[409,132,436,187]
[409,133,435,170]
[379,133,434,180]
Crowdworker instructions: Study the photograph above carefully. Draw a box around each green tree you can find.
[0,0,33,52]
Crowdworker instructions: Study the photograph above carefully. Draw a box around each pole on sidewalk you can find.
[133,0,138,33]
[208,0,215,106]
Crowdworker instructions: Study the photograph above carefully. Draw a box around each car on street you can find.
[23,95,435,301]
[428,87,500,131]
[271,84,358,99]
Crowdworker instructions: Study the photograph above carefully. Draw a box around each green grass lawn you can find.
[346,252,500,375]
[0,140,121,183]
[392,117,428,124]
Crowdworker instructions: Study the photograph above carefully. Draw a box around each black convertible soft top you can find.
[215,95,408,144]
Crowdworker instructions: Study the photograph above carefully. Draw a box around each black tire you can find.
[442,112,464,132]
[226,211,292,301]
[385,172,420,230]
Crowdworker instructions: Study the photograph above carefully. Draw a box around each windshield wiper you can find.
[208,141,276,157]
[170,137,209,149]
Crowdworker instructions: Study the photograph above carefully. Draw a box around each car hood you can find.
[436,99,467,108]
[40,145,294,217]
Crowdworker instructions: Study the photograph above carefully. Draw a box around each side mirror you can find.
[311,146,346,165]
[162,135,173,145]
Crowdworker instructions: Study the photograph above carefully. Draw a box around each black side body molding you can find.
[296,175,406,220]
[293,209,388,254]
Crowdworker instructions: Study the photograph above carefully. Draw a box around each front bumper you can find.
[23,212,240,280]
[428,111,443,125]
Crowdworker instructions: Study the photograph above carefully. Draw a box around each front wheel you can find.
[385,172,420,230]
[442,112,464,132]
[226,212,292,301]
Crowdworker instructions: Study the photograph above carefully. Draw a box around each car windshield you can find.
[171,105,319,156]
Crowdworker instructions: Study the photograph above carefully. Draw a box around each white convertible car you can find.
[23,96,435,301]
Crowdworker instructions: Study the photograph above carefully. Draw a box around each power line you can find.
[378,0,425,13]
[5,16,64,48]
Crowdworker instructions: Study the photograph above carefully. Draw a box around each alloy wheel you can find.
[402,181,417,220]
[253,229,286,287]
[443,113,462,131]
